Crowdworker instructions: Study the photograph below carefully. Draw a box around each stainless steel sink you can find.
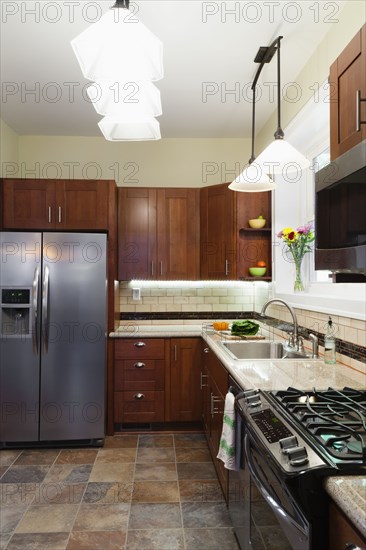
[221,340,309,360]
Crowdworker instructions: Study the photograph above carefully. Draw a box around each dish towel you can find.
[217,391,237,470]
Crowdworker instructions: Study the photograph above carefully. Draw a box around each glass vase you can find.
[293,256,305,292]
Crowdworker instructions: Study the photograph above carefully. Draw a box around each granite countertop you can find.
[110,323,203,338]
[324,476,366,538]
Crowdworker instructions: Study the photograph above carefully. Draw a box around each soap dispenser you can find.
[324,316,336,365]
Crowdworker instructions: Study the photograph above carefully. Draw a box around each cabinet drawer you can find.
[114,359,165,391]
[115,339,165,359]
[114,391,165,423]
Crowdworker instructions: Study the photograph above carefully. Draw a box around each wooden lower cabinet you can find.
[201,343,229,500]
[168,338,202,422]
[328,499,366,549]
[114,337,202,426]
[114,338,167,424]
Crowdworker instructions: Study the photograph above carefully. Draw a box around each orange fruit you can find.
[257,260,267,267]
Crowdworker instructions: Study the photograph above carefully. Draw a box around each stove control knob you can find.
[279,435,299,454]
[287,446,309,467]
[246,394,261,408]
[242,389,258,399]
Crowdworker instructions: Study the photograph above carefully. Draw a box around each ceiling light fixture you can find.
[229,43,277,192]
[71,0,163,82]
[230,36,309,191]
[254,36,310,174]
[71,0,163,141]
[229,86,276,192]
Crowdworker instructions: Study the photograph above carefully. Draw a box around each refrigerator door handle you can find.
[32,267,40,355]
[42,265,50,354]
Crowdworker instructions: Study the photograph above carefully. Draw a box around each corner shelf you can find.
[240,276,272,281]
[239,227,271,234]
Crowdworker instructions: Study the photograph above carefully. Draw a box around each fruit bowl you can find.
[248,218,266,229]
[248,267,267,277]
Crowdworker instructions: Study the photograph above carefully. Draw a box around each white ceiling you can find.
[0,0,345,138]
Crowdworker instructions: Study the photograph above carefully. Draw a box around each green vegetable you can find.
[231,320,260,336]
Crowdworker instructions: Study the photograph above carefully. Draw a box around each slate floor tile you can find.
[6,532,70,550]
[73,503,130,531]
[178,480,224,502]
[14,449,60,466]
[55,450,98,465]
[126,528,185,549]
[15,504,79,533]
[177,462,217,480]
[89,462,134,483]
[0,504,28,534]
[136,447,176,463]
[184,527,239,549]
[174,434,207,448]
[103,435,138,449]
[82,482,133,504]
[67,530,126,549]
[0,451,22,467]
[1,466,50,484]
[128,502,182,530]
[175,448,212,463]
[132,481,179,503]
[43,464,92,484]
[95,448,136,463]
[134,463,177,481]
[138,435,174,448]
[181,502,232,528]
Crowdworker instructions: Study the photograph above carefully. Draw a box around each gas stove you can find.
[269,387,366,466]
[236,386,366,475]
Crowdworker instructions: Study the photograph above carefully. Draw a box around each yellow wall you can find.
[15,136,250,188]
[0,118,19,175]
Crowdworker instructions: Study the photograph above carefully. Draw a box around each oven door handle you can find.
[244,434,308,544]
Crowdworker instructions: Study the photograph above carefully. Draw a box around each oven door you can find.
[244,431,311,550]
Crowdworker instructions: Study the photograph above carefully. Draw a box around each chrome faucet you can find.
[260,298,319,358]
[260,299,299,348]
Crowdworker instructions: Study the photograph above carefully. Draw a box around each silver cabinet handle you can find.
[134,362,145,369]
[58,206,62,223]
[48,206,52,223]
[225,259,229,276]
[210,393,220,416]
[174,344,177,361]
[200,372,208,389]
[160,261,163,276]
[32,267,40,355]
[134,393,145,400]
[42,266,50,354]
[151,261,154,277]
[134,341,146,348]
[356,89,366,132]
[203,347,210,354]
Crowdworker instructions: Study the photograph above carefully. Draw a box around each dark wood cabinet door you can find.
[157,189,200,279]
[200,183,236,279]
[58,180,109,230]
[330,24,366,160]
[117,187,157,280]
[169,338,202,422]
[2,178,55,229]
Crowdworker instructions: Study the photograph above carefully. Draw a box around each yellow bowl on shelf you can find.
[248,267,267,277]
[248,218,266,229]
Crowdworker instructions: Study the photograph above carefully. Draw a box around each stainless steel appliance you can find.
[315,140,366,280]
[0,232,107,446]
[229,377,366,549]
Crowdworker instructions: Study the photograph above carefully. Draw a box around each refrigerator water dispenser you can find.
[1,288,31,336]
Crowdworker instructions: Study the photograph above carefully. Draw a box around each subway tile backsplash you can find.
[117,282,366,372]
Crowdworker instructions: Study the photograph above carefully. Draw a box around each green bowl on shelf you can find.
[248,267,267,277]
[248,218,266,229]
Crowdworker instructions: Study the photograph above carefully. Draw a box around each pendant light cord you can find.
[274,36,284,139]
[249,86,256,164]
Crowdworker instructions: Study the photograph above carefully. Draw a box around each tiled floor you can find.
[0,433,239,549]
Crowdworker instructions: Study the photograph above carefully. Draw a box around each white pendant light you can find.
[86,81,162,117]
[229,162,276,192]
[255,36,310,174]
[98,116,161,141]
[229,85,276,192]
[71,2,163,82]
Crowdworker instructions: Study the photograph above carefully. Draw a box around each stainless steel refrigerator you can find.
[0,232,107,446]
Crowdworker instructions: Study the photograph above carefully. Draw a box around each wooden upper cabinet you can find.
[2,179,54,229]
[1,178,111,230]
[157,189,200,280]
[60,180,109,229]
[330,23,366,160]
[200,183,236,279]
[118,187,200,280]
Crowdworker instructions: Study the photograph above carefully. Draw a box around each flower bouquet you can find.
[277,223,315,291]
